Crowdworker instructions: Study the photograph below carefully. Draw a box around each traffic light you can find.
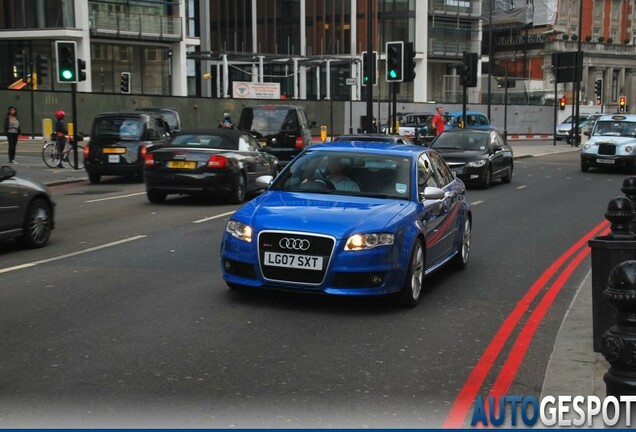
[361,51,377,86]
[460,52,478,87]
[38,55,48,78]
[120,72,131,94]
[55,40,78,83]
[594,79,603,105]
[385,41,404,82]
[15,52,26,79]
[619,95,627,113]
[77,58,87,82]
[403,42,416,82]
[559,96,566,110]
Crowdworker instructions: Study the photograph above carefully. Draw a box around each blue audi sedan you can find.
[220,142,471,307]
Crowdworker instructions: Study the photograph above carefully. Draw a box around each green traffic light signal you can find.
[388,69,397,79]
[61,69,74,80]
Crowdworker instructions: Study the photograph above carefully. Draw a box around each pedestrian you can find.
[219,112,233,129]
[432,106,445,136]
[4,106,20,164]
[54,110,68,168]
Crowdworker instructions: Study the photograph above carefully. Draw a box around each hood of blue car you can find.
[235,191,411,239]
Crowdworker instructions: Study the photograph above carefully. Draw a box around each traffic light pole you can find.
[392,83,398,135]
[71,83,78,169]
[365,0,373,134]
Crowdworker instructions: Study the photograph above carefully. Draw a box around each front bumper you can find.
[220,233,407,296]
[580,154,636,169]
[449,165,487,184]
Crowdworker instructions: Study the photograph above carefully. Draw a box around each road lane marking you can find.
[193,210,236,224]
[517,185,527,189]
[85,192,146,203]
[470,200,484,206]
[0,235,147,275]
[443,219,610,428]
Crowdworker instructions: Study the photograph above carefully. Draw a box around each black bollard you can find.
[589,196,636,352]
[621,176,636,234]
[601,260,636,397]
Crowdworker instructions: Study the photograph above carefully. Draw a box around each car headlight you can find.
[626,146,633,153]
[466,160,487,168]
[345,233,394,251]
[583,144,591,150]
[226,220,253,242]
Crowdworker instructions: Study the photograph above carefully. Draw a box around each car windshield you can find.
[169,134,236,149]
[334,136,393,143]
[271,151,412,199]
[431,132,488,151]
[94,118,143,140]
[239,108,298,136]
[592,120,636,137]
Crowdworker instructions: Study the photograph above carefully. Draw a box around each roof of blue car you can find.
[310,141,425,155]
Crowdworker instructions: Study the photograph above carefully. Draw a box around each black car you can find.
[0,165,54,248]
[429,129,513,188]
[334,133,415,145]
[238,105,315,163]
[144,129,279,204]
[84,112,170,184]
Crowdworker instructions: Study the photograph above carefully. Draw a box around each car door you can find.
[0,171,23,235]
[417,153,449,268]
[428,151,460,259]
[238,134,268,189]
[490,132,511,177]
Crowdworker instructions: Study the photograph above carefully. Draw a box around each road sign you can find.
[345,78,356,86]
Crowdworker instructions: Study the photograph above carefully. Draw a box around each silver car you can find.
[0,166,55,248]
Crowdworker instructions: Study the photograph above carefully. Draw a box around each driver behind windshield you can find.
[325,156,360,192]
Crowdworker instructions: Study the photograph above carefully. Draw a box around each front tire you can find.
[501,164,513,184]
[398,239,425,308]
[581,162,589,173]
[20,199,53,248]
[481,166,491,189]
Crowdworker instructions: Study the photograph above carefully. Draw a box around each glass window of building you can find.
[0,0,74,29]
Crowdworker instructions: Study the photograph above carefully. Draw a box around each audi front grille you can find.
[598,143,616,156]
[258,231,336,285]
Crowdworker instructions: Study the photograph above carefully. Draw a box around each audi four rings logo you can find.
[279,238,311,250]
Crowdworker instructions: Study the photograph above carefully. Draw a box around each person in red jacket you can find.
[432,106,445,136]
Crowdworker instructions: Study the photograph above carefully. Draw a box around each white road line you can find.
[85,192,146,203]
[193,210,236,224]
[0,235,147,275]
[517,185,528,190]
[471,200,484,206]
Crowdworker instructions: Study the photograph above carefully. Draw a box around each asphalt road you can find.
[0,151,625,427]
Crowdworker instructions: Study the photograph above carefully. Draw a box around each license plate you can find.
[167,160,197,169]
[108,155,120,163]
[596,158,615,165]
[264,252,323,270]
[103,147,126,154]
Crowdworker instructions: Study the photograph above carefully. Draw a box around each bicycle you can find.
[42,137,84,169]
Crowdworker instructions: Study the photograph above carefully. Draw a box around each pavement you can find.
[0,137,609,421]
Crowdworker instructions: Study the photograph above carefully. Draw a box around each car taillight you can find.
[83,144,90,160]
[140,145,148,159]
[144,153,155,167]
[295,136,304,149]
[207,155,228,168]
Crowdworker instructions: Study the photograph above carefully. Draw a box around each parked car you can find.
[430,129,513,188]
[134,107,181,133]
[220,142,472,307]
[566,114,601,145]
[84,112,170,184]
[556,114,592,141]
[580,114,636,172]
[334,133,415,145]
[0,165,55,248]
[144,129,279,204]
[445,111,490,130]
[238,105,315,163]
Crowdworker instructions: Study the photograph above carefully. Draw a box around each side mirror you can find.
[493,145,503,152]
[255,175,274,189]
[421,186,445,201]
[0,165,16,180]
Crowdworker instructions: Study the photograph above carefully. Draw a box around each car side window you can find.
[238,135,259,152]
[147,119,160,140]
[428,151,453,186]
[467,115,477,126]
[479,115,489,126]
[417,154,440,194]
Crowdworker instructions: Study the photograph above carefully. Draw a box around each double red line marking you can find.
[443,219,611,428]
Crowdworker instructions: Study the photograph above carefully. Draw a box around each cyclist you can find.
[54,110,68,168]
[219,112,233,129]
